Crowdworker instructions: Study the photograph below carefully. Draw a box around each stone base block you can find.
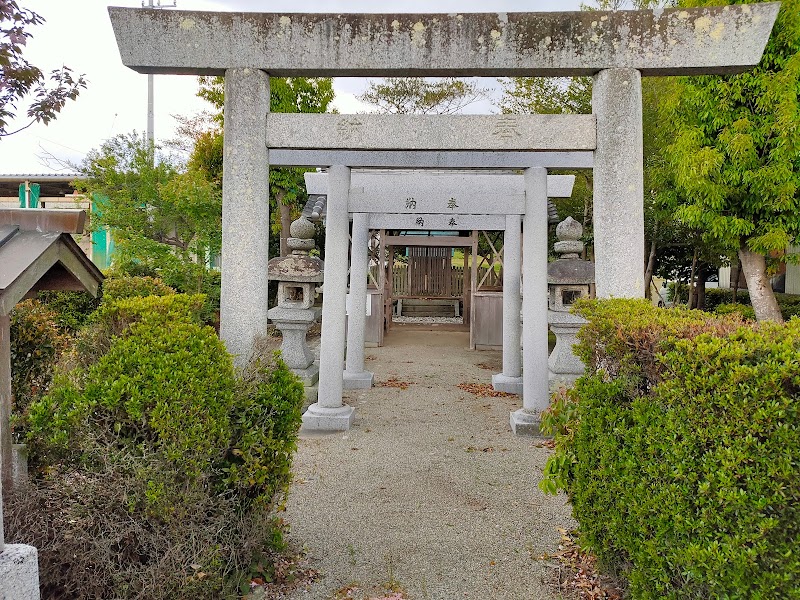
[303,385,318,408]
[492,373,523,394]
[509,408,543,436]
[12,443,29,486]
[292,364,319,387]
[0,544,40,600]
[343,370,374,389]
[302,403,355,432]
[548,370,581,390]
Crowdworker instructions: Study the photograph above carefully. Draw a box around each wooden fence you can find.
[368,264,499,297]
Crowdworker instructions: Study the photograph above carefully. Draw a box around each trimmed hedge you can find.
[670,283,800,320]
[8,293,305,598]
[542,299,800,599]
[9,300,68,442]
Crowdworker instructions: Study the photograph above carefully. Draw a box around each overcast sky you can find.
[0,0,583,175]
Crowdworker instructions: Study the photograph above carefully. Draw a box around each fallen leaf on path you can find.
[378,377,414,390]
[457,383,517,398]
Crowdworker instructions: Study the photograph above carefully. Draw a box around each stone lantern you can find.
[547,217,594,386]
[267,215,323,394]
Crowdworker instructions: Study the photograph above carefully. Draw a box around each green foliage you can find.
[498,76,591,115]
[35,290,100,333]
[102,275,175,302]
[713,302,756,321]
[670,284,800,320]
[76,132,222,321]
[14,294,306,598]
[227,350,305,507]
[9,300,68,442]
[193,75,335,259]
[658,0,800,307]
[358,77,489,114]
[27,295,232,481]
[0,2,86,136]
[77,132,223,262]
[543,299,800,599]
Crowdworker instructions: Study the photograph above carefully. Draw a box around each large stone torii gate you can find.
[109,4,779,431]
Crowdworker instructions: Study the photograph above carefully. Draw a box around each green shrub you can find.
[107,264,220,326]
[70,293,206,370]
[102,275,175,302]
[672,284,800,320]
[543,300,800,599]
[8,294,305,599]
[9,300,68,442]
[35,290,101,332]
[229,350,305,507]
[714,302,756,321]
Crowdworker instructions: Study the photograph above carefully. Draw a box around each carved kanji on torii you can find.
[109,4,780,434]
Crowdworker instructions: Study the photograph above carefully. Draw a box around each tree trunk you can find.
[696,263,706,310]
[644,223,658,301]
[738,243,783,322]
[731,258,740,304]
[688,248,698,308]
[278,192,290,257]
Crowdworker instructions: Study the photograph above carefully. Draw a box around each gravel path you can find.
[284,330,574,600]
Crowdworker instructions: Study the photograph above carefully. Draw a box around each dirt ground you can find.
[283,327,574,600]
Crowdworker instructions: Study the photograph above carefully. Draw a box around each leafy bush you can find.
[542,299,800,599]
[671,284,800,320]
[108,263,221,326]
[714,302,756,321]
[9,300,68,442]
[7,294,305,599]
[35,290,101,333]
[102,274,175,302]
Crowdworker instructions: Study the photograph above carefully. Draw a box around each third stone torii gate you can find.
[109,3,779,432]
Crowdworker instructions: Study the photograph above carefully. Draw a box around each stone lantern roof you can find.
[267,214,324,283]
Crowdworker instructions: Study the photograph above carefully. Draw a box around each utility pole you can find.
[142,0,176,147]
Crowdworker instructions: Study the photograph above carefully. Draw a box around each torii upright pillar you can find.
[303,165,355,431]
[343,212,374,389]
[511,168,550,435]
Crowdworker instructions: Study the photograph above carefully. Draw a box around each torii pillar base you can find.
[343,370,374,389]
[509,408,542,437]
[492,373,523,395]
[302,403,355,432]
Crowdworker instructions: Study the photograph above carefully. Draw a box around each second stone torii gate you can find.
[304,171,577,396]
[303,168,555,434]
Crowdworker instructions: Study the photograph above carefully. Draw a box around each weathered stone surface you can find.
[0,544,40,600]
[302,404,355,432]
[494,214,522,392]
[344,213,373,389]
[593,68,644,298]
[268,114,595,152]
[267,256,324,283]
[306,166,353,431]
[367,213,506,231]
[345,170,576,216]
[273,150,594,169]
[219,68,270,366]
[109,5,779,77]
[510,408,542,436]
[267,307,318,370]
[548,310,588,383]
[305,171,576,198]
[492,372,523,395]
[516,167,550,436]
